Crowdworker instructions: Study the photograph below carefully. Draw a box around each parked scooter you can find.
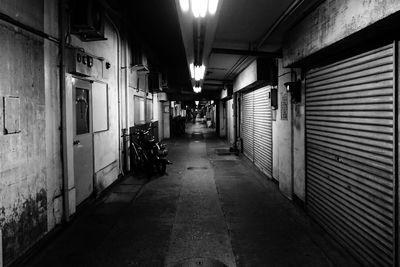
[130,123,172,175]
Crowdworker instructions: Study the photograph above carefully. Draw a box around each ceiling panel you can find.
[215,0,295,48]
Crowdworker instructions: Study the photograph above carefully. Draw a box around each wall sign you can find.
[281,92,288,120]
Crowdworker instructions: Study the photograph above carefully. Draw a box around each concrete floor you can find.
[22,121,360,267]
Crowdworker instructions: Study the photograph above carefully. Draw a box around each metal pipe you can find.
[106,14,123,175]
[0,11,59,43]
[59,0,69,222]
[211,48,281,58]
[256,0,304,49]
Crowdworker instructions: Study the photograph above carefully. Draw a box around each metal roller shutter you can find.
[242,91,254,161]
[305,44,395,267]
[253,87,272,177]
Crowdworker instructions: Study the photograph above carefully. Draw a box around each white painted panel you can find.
[92,82,108,132]
[128,87,135,127]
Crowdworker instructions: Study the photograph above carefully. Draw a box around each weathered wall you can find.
[233,61,257,92]
[219,101,226,137]
[292,80,305,201]
[44,0,63,230]
[226,99,234,146]
[0,1,48,264]
[272,61,305,200]
[70,22,120,192]
[274,60,293,198]
[283,0,400,66]
[272,60,305,200]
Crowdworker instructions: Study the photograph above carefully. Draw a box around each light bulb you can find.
[193,65,206,81]
[191,0,200,18]
[199,0,208,18]
[180,0,190,12]
[208,0,218,15]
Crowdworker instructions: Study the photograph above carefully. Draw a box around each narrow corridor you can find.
[23,122,358,267]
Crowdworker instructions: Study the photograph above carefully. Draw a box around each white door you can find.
[73,79,93,206]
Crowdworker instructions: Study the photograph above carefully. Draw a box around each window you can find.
[146,98,153,122]
[134,96,145,124]
[76,88,90,135]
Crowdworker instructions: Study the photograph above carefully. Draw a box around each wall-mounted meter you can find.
[66,48,102,79]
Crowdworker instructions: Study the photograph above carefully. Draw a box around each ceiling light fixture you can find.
[198,0,208,18]
[191,0,200,17]
[190,0,219,18]
[208,0,219,15]
[179,0,190,12]
[194,64,205,81]
[190,63,195,79]
[193,86,202,93]
[195,100,200,106]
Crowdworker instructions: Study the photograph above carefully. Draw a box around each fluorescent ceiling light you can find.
[199,0,208,17]
[190,63,195,79]
[194,65,205,81]
[193,86,202,93]
[208,0,218,15]
[191,0,201,18]
[180,0,190,12]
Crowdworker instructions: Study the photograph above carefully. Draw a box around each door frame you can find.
[72,77,95,206]
[63,74,96,216]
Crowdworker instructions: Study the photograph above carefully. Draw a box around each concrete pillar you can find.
[0,229,2,267]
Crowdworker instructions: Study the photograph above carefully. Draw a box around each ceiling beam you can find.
[211,48,282,58]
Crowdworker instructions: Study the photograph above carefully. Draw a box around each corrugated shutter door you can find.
[242,91,254,161]
[305,44,394,267]
[253,87,272,177]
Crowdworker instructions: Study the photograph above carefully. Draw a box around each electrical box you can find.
[66,48,102,79]
[3,96,20,134]
[158,92,168,102]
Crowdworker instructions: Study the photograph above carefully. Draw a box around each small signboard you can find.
[281,92,288,120]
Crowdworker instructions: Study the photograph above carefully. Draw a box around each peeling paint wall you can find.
[283,0,400,66]
[44,0,63,233]
[274,60,293,198]
[0,2,49,264]
[292,80,305,201]
[271,61,305,201]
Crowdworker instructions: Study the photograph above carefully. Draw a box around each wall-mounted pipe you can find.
[256,0,304,49]
[59,0,69,222]
[106,14,123,175]
[0,11,59,43]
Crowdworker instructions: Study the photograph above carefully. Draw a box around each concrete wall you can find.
[219,101,227,137]
[0,0,62,265]
[0,1,136,264]
[271,61,305,200]
[283,0,400,66]
[44,0,63,231]
[292,80,305,201]
[163,102,171,139]
[226,99,234,146]
[70,22,120,193]
[273,61,293,198]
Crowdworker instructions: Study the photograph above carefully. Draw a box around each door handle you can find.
[73,140,81,146]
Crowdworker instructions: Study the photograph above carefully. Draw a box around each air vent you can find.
[70,0,107,42]
[130,41,149,73]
